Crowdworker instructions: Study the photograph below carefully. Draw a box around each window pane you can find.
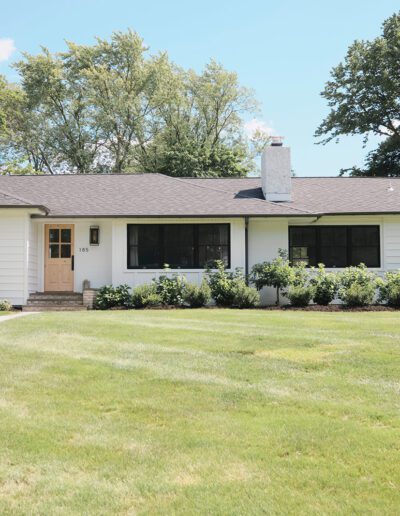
[129,246,139,267]
[320,246,347,268]
[127,223,230,269]
[61,229,71,243]
[50,244,59,258]
[290,227,316,247]
[128,225,139,246]
[138,247,161,268]
[351,247,380,267]
[139,225,159,247]
[320,227,346,246]
[199,245,229,267]
[49,229,59,243]
[164,225,194,267]
[289,228,317,265]
[165,247,195,268]
[61,244,71,258]
[199,224,229,245]
[351,226,379,246]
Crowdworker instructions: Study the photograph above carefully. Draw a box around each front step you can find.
[23,305,87,312]
[23,292,87,312]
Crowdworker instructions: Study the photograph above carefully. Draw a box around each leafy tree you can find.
[315,12,400,176]
[250,249,294,305]
[0,31,263,175]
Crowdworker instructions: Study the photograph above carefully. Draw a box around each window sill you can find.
[124,268,232,273]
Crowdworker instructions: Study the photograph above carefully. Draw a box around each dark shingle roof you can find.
[0,174,399,217]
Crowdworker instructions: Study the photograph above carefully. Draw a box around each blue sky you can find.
[0,0,397,176]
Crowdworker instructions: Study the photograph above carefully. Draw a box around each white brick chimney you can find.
[261,137,292,201]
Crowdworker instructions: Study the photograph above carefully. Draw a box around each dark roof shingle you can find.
[0,174,399,217]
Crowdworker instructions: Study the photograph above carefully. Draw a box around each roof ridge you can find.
[164,175,315,216]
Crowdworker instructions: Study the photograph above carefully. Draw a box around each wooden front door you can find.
[44,224,74,291]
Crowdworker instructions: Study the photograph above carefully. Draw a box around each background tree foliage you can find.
[315,12,400,176]
[0,30,267,175]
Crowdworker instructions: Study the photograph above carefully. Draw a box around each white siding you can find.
[29,214,400,306]
[248,218,289,304]
[28,221,38,293]
[382,217,400,270]
[0,209,29,305]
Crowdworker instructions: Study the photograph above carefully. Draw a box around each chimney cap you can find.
[271,136,284,147]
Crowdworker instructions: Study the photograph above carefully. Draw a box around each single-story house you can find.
[1,141,400,307]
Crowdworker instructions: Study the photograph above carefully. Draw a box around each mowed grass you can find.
[0,310,399,515]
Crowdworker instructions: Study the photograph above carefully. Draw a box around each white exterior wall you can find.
[111,218,246,288]
[28,221,38,293]
[6,213,400,306]
[248,218,289,304]
[0,209,31,305]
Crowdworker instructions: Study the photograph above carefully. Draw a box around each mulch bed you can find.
[267,304,400,312]
[109,304,400,312]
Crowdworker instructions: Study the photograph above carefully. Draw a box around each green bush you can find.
[0,299,12,311]
[338,264,377,307]
[153,273,187,306]
[232,283,259,308]
[377,271,400,306]
[184,281,211,308]
[310,264,339,305]
[206,260,247,307]
[340,283,376,307]
[95,284,131,310]
[286,285,314,307]
[131,284,162,308]
[250,249,294,305]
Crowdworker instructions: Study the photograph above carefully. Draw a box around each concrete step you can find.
[28,293,83,301]
[27,299,84,306]
[22,305,88,312]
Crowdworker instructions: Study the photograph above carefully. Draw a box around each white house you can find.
[1,141,400,308]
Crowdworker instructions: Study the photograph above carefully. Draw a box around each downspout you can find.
[245,216,249,284]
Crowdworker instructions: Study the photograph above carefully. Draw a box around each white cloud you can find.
[0,38,16,62]
[243,118,275,138]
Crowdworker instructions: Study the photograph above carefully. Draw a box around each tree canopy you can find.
[315,12,400,176]
[0,30,267,176]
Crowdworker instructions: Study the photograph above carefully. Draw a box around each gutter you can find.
[244,216,249,284]
[0,205,49,215]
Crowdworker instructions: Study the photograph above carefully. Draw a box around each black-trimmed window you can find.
[289,226,380,268]
[127,224,230,269]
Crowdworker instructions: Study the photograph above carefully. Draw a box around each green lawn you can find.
[0,310,399,515]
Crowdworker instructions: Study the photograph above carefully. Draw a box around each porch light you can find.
[90,225,100,245]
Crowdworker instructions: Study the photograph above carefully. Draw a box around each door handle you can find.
[71,255,74,271]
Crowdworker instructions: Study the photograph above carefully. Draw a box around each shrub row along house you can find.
[0,139,399,309]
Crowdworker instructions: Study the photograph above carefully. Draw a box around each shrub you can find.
[310,264,339,305]
[232,283,259,308]
[338,264,377,307]
[377,271,400,306]
[286,285,314,307]
[95,284,131,310]
[340,283,376,307]
[250,249,294,305]
[206,260,247,307]
[184,281,211,308]
[0,299,12,311]
[290,260,309,288]
[131,283,162,308]
[153,272,187,306]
